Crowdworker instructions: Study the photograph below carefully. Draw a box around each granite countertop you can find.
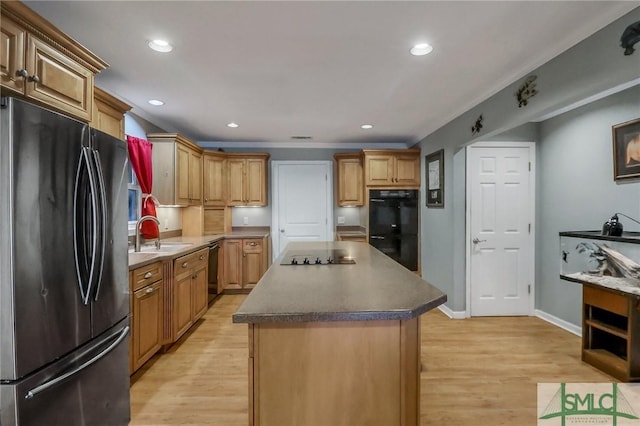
[128,227,270,269]
[232,241,447,324]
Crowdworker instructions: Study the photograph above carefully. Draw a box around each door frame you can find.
[465,141,536,317]
[271,160,334,261]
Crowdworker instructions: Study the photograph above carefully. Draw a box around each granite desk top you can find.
[232,241,447,324]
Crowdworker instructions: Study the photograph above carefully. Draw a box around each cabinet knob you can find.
[182,262,189,268]
[28,74,40,83]
[144,272,153,279]
[16,69,28,78]
[250,242,256,246]
[145,287,155,294]
[205,198,208,202]
[199,255,204,260]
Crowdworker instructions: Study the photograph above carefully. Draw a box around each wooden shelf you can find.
[582,349,627,379]
[585,319,628,340]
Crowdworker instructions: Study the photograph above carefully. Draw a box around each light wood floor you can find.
[130,295,612,426]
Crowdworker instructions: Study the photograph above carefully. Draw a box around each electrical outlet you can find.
[337,216,345,224]
[243,216,249,225]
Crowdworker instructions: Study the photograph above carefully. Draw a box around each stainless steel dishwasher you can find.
[208,242,220,300]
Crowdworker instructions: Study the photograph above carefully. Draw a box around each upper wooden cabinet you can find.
[227,153,270,207]
[334,153,364,207]
[0,2,108,121]
[148,133,203,206]
[363,149,420,187]
[203,151,227,207]
[91,87,131,140]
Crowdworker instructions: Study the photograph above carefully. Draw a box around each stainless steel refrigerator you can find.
[0,97,131,425]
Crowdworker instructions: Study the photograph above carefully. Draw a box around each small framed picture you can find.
[613,117,640,181]
[425,149,444,208]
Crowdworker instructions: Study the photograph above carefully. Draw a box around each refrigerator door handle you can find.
[24,325,130,400]
[83,145,100,305]
[73,149,91,304]
[90,148,107,301]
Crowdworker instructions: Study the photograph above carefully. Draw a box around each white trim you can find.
[535,309,581,337]
[270,160,334,261]
[438,304,466,319]
[198,141,409,150]
[465,141,536,317]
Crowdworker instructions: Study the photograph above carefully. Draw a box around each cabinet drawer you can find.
[175,247,209,273]
[243,239,263,252]
[132,261,163,292]
[584,286,628,317]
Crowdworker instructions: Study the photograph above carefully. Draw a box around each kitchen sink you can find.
[128,242,193,253]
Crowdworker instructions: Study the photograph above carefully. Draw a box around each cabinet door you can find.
[223,239,243,289]
[175,144,191,205]
[227,159,246,206]
[189,149,203,205]
[132,281,163,372]
[173,273,193,339]
[337,157,363,206]
[365,154,394,186]
[25,34,93,121]
[395,153,420,187]
[246,158,266,206]
[0,17,25,94]
[191,264,208,321]
[244,251,263,289]
[203,154,226,206]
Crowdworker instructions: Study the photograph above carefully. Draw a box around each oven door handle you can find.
[370,235,385,240]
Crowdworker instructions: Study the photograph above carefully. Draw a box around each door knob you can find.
[280,229,285,233]
[472,237,487,244]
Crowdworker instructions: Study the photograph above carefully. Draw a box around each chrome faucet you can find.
[135,215,161,252]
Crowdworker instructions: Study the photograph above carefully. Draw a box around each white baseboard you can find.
[438,304,466,319]
[534,309,581,337]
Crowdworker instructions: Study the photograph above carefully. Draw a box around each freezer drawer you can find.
[0,318,131,426]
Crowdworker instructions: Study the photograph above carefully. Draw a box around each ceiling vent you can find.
[291,136,313,140]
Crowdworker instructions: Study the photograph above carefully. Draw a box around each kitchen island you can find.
[233,241,447,426]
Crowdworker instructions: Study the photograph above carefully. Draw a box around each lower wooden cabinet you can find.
[173,248,209,341]
[130,261,164,374]
[223,238,267,291]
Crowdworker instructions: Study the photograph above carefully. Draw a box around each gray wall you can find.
[537,86,640,325]
[415,7,640,322]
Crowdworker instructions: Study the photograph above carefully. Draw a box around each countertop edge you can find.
[231,293,447,324]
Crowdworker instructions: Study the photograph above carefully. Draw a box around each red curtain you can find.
[127,135,158,239]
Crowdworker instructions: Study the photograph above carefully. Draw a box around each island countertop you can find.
[232,241,447,323]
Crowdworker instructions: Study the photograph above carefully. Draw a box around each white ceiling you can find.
[25,1,638,148]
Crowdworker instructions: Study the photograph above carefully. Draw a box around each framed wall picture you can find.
[613,118,640,181]
[425,149,444,207]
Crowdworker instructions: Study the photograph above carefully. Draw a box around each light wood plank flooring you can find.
[130,295,612,426]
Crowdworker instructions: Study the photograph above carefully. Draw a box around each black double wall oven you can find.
[368,189,419,271]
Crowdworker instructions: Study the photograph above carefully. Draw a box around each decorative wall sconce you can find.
[515,75,538,108]
[471,114,483,136]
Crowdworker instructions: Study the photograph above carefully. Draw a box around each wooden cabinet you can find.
[363,149,420,187]
[335,153,364,207]
[0,2,107,121]
[203,151,227,206]
[130,261,164,374]
[172,248,209,341]
[227,154,269,206]
[582,284,640,382]
[337,234,367,243]
[148,133,203,206]
[91,87,131,140]
[223,238,266,290]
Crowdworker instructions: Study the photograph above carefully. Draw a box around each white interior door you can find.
[467,142,535,316]
[272,161,333,259]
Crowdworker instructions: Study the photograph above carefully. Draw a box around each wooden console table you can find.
[581,283,640,382]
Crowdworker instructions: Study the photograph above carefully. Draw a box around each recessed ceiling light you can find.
[361,124,374,129]
[148,39,173,53]
[227,122,239,128]
[410,43,433,56]
[148,99,164,106]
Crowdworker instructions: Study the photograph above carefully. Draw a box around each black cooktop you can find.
[280,249,356,265]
